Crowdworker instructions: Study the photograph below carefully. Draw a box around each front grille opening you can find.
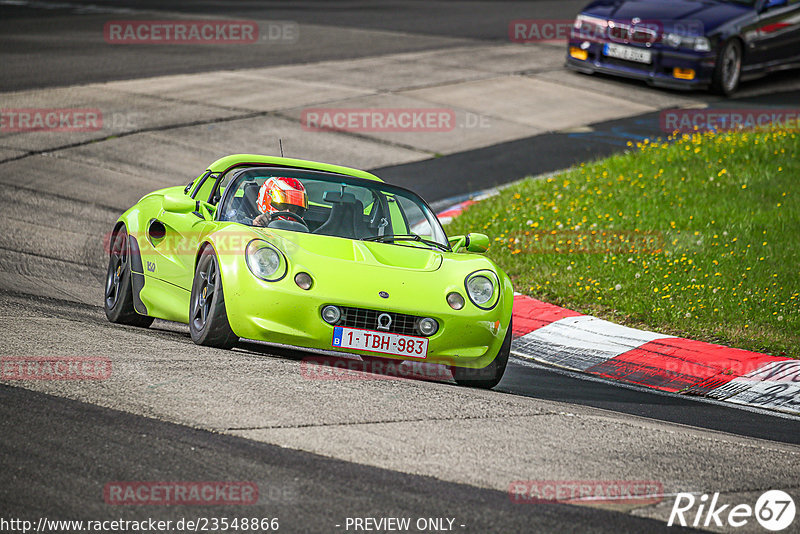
[328,305,436,337]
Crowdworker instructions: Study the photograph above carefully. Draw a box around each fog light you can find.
[446,292,465,310]
[673,67,695,80]
[294,272,313,290]
[322,305,341,324]
[570,46,588,61]
[418,317,439,336]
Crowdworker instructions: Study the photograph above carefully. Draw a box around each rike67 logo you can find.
[668,490,795,531]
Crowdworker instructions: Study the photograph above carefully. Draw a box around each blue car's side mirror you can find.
[764,0,787,9]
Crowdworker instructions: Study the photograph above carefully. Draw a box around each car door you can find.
[146,174,219,291]
[150,204,213,291]
[750,0,800,65]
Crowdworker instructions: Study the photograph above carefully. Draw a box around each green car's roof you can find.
[207,154,382,182]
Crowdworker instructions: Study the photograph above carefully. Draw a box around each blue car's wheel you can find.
[450,320,512,389]
[104,226,154,328]
[190,247,238,349]
[711,39,742,96]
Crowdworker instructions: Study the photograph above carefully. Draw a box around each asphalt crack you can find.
[226,411,560,432]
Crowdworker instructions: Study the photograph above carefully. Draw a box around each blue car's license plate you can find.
[604,43,652,64]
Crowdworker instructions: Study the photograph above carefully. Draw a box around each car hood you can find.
[582,0,751,33]
[261,228,445,272]
[212,225,507,314]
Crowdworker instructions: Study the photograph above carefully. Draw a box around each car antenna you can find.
[279,138,284,157]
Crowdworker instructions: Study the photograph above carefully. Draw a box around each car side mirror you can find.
[465,233,490,253]
[163,192,195,214]
[449,233,490,253]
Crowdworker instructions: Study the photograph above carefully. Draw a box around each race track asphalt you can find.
[1,384,704,534]
[1,2,799,532]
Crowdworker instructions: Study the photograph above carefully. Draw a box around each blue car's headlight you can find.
[246,239,286,282]
[664,33,710,52]
[465,270,500,310]
[573,14,608,33]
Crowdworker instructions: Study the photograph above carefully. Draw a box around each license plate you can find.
[604,43,652,64]
[332,326,428,359]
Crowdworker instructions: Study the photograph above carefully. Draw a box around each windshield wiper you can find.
[362,234,449,251]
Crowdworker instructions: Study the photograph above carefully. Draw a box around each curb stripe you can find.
[511,295,581,336]
[434,187,798,416]
[707,360,800,413]
[515,315,668,372]
[585,338,784,393]
[510,295,798,415]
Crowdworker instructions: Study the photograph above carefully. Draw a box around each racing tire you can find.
[104,226,154,328]
[450,320,512,389]
[711,39,742,97]
[189,247,238,349]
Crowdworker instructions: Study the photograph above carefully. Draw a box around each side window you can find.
[187,171,210,196]
[304,181,332,206]
[209,168,244,205]
[193,173,220,204]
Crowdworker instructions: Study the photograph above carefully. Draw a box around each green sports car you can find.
[104,154,513,388]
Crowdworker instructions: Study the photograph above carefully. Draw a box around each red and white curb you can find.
[435,192,799,416]
[510,295,799,416]
[434,189,499,226]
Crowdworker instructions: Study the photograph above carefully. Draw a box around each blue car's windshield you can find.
[217,167,449,250]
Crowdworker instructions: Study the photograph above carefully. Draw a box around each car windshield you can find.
[217,167,450,250]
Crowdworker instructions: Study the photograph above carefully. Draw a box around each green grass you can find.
[446,129,800,357]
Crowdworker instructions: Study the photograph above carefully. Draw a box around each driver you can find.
[253,177,308,227]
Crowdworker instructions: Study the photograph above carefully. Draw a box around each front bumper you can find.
[219,249,513,370]
[566,40,716,90]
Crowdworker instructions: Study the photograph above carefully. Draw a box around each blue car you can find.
[566,0,800,95]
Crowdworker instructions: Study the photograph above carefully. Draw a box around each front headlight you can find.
[465,271,499,309]
[245,239,286,282]
[664,33,710,52]
[694,37,711,52]
[573,14,607,30]
[573,14,608,39]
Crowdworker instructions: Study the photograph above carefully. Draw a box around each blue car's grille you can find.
[335,306,428,337]
[608,24,658,45]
